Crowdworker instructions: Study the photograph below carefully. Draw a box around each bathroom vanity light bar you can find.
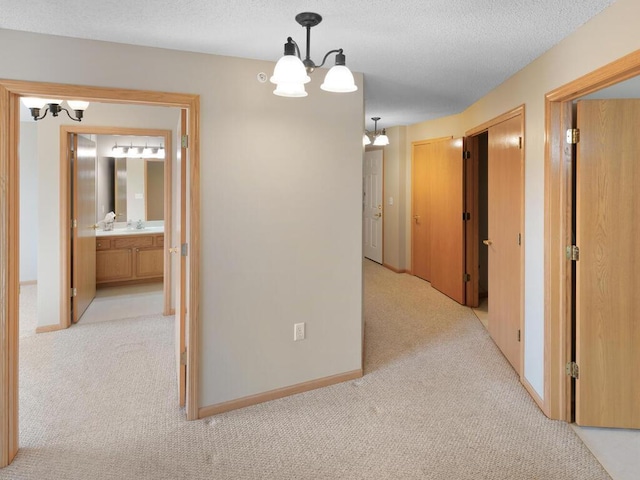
[112,143,165,159]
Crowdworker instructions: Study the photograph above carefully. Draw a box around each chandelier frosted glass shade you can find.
[373,129,390,146]
[270,52,311,97]
[321,65,358,93]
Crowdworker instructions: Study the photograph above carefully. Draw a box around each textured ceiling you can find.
[0,0,617,131]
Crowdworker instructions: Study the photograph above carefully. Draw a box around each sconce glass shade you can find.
[67,100,90,111]
[363,134,372,146]
[143,146,153,156]
[21,97,48,109]
[373,129,390,146]
[321,65,358,93]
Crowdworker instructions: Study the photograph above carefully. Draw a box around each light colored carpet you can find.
[3,261,610,479]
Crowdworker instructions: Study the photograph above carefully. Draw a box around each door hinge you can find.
[566,128,580,144]
[180,350,187,365]
[566,245,579,261]
[517,329,521,342]
[463,212,471,221]
[463,150,471,159]
[566,361,579,379]
[181,243,188,256]
[518,136,523,149]
[71,287,77,297]
[463,273,471,282]
[181,134,189,148]
[72,219,77,229]
[518,233,522,246]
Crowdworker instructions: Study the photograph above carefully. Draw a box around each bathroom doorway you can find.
[64,127,173,325]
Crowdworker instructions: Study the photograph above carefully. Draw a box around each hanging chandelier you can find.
[364,117,390,146]
[270,12,358,97]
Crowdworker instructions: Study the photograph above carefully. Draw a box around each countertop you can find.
[96,226,164,237]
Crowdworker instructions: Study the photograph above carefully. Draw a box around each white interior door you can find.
[363,150,383,264]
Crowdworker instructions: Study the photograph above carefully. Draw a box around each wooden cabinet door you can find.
[135,247,164,278]
[96,249,133,283]
[575,99,640,428]
[487,115,523,374]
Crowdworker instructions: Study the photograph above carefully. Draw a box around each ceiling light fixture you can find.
[270,12,357,97]
[365,117,390,146]
[21,97,90,122]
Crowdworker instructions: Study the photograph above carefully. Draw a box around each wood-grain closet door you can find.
[487,115,523,374]
[412,142,433,280]
[430,138,465,304]
[575,99,640,428]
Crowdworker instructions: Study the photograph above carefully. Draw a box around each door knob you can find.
[374,213,382,218]
[483,239,493,246]
[169,247,178,254]
[413,215,420,224]
[90,223,99,230]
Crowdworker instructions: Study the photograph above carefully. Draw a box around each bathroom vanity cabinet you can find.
[96,233,164,286]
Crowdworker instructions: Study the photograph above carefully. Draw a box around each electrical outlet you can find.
[294,322,305,341]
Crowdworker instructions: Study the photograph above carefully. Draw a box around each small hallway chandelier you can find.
[270,12,358,97]
[364,117,390,146]
[21,97,90,122]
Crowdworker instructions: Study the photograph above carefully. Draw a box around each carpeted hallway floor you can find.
[2,261,610,479]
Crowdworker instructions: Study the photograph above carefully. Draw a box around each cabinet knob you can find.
[97,243,101,247]
[136,248,140,252]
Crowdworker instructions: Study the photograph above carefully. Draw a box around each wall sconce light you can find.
[364,117,390,146]
[21,97,90,122]
[112,143,165,159]
[270,12,358,97]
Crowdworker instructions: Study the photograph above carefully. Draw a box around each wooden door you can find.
[430,138,465,304]
[72,134,97,323]
[363,150,383,263]
[575,99,640,428]
[175,110,188,407]
[412,142,433,280]
[487,116,523,373]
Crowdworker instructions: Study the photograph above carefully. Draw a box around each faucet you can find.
[136,219,144,230]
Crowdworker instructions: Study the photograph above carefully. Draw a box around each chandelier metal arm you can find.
[317,48,343,69]
[60,107,83,122]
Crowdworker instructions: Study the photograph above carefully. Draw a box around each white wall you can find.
[18,122,38,282]
[381,0,640,400]
[1,28,364,408]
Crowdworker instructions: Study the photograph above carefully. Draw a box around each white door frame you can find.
[0,79,201,467]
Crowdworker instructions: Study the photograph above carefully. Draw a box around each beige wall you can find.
[379,0,640,399]
[1,28,364,409]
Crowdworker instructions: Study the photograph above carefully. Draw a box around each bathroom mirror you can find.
[95,134,165,223]
[97,157,164,222]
